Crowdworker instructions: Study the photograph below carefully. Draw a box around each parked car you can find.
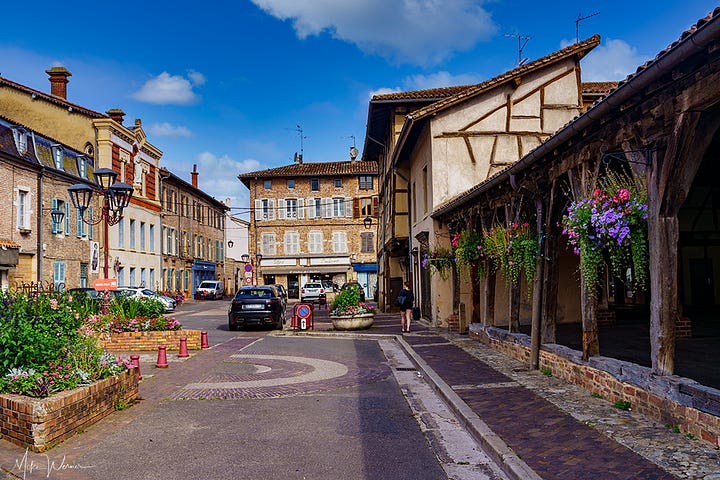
[68,287,123,301]
[287,280,299,299]
[228,286,285,330]
[300,282,325,303]
[196,280,224,300]
[117,287,177,312]
[321,280,337,292]
[340,281,365,302]
[272,284,288,308]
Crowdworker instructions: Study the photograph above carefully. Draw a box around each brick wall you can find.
[0,368,138,452]
[99,329,202,352]
[470,326,720,448]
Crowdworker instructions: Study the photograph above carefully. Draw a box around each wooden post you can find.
[483,272,496,326]
[509,283,520,332]
[580,273,599,360]
[541,182,560,343]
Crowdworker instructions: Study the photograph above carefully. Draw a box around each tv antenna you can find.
[504,33,531,66]
[576,12,600,43]
[287,125,306,163]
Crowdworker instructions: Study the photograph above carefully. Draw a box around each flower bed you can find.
[0,368,139,452]
[99,329,202,352]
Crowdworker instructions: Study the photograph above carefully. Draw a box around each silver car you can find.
[300,282,325,303]
[118,287,176,312]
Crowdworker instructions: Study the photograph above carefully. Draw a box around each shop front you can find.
[191,260,217,297]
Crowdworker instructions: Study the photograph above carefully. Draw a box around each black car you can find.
[340,281,365,302]
[228,286,285,331]
[68,287,124,301]
[272,284,288,308]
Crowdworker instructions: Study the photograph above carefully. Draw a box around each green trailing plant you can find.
[422,245,455,280]
[562,168,649,295]
[482,223,539,291]
[451,229,486,280]
[613,400,632,411]
[541,367,552,376]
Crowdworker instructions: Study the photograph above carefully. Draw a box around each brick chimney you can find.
[191,164,198,188]
[45,67,72,100]
[106,108,126,125]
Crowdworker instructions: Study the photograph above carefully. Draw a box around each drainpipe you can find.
[510,174,543,370]
[36,166,45,284]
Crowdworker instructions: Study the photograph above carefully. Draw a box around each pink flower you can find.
[593,189,601,197]
[617,188,630,202]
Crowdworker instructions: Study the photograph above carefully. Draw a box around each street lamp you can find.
[255,253,262,285]
[240,253,250,263]
[68,168,133,312]
[363,216,373,229]
[48,208,65,226]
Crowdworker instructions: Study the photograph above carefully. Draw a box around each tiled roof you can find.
[582,82,619,94]
[0,239,21,249]
[0,76,105,119]
[238,160,378,184]
[409,35,601,121]
[372,85,473,102]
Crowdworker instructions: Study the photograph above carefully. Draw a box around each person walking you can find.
[396,281,414,333]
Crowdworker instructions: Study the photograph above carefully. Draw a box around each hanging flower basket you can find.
[452,230,486,281]
[482,223,538,291]
[422,246,454,280]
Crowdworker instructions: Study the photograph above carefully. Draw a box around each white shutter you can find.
[297,198,305,219]
[345,197,353,217]
[51,198,58,233]
[254,199,263,221]
[267,199,276,220]
[306,198,314,219]
[322,198,332,218]
[278,199,287,220]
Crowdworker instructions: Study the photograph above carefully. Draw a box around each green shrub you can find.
[332,286,360,311]
[109,296,165,319]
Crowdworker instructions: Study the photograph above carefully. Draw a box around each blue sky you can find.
[0,1,717,214]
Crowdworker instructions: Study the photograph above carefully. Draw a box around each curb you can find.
[396,335,542,480]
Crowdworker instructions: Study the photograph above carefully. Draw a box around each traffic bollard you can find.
[130,354,142,380]
[155,345,169,368]
[201,331,209,349]
[178,337,189,358]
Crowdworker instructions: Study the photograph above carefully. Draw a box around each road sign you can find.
[244,264,253,272]
[245,277,252,284]
[93,278,118,291]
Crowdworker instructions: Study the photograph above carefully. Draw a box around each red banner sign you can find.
[93,278,118,291]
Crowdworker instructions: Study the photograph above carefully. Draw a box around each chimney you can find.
[106,109,126,125]
[45,67,72,100]
[191,164,198,188]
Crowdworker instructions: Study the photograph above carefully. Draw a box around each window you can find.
[51,145,64,170]
[334,178,342,188]
[361,232,374,253]
[359,175,373,190]
[118,218,125,247]
[140,222,146,250]
[286,199,298,219]
[17,189,29,230]
[117,267,125,287]
[423,166,428,215]
[149,224,155,251]
[287,179,295,189]
[51,198,69,234]
[263,180,272,189]
[308,231,323,253]
[332,231,347,253]
[311,178,320,191]
[255,199,276,221]
[76,207,85,238]
[333,198,345,217]
[11,127,28,154]
[129,267,136,287]
[80,263,88,288]
[284,231,299,255]
[141,268,147,288]
[306,198,322,218]
[129,219,136,249]
[166,227,173,255]
[261,233,276,255]
[53,261,65,290]
[76,155,88,179]
[361,198,373,217]
[150,269,155,290]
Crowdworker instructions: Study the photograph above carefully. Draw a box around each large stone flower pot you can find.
[330,313,375,331]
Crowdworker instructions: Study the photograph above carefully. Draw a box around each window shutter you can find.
[76,208,82,238]
[345,198,353,218]
[322,198,332,218]
[88,207,93,239]
[306,198,314,219]
[51,198,58,233]
[297,198,304,219]
[64,202,70,235]
[372,196,379,217]
[267,199,276,220]
[278,199,286,220]
[254,199,263,221]
[353,198,360,218]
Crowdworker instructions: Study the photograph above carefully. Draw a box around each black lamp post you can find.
[255,253,262,285]
[68,168,133,311]
[363,216,373,229]
[49,208,65,226]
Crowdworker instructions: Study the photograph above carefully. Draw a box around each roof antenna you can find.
[288,125,306,164]
[576,12,600,43]
[504,33,531,66]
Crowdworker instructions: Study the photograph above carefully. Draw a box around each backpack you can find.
[395,291,407,307]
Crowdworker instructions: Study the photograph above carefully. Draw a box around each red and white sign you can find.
[94,278,118,291]
[244,264,253,272]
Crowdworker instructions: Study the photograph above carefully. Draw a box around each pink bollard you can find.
[155,345,169,368]
[130,354,142,380]
[201,331,209,349]
[178,337,189,358]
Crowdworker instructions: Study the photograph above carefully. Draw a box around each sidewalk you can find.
[357,311,720,480]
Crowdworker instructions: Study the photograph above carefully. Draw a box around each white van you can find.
[196,280,225,300]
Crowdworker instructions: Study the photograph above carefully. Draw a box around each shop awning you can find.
[352,263,378,272]
[260,265,352,275]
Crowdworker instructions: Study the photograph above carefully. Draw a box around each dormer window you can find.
[11,127,28,154]
[76,155,88,179]
[51,144,64,170]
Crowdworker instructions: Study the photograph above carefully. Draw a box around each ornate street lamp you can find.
[68,168,133,312]
[255,253,263,285]
[240,253,250,263]
[363,216,373,229]
[50,208,65,226]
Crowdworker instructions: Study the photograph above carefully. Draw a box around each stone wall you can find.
[99,329,201,352]
[0,368,138,452]
[470,324,720,448]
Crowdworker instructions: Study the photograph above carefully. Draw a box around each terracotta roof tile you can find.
[582,82,619,94]
[238,160,378,183]
[0,239,21,249]
[372,85,473,102]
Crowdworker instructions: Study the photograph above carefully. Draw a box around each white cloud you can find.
[367,87,401,99]
[132,72,201,105]
[148,122,192,138]
[579,38,649,82]
[403,71,482,90]
[194,152,261,209]
[250,0,496,66]
[187,70,206,86]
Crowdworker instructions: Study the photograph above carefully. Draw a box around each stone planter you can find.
[0,368,139,452]
[99,329,201,352]
[330,313,375,331]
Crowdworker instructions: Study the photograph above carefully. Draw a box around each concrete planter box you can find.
[330,313,375,330]
[0,368,139,452]
[99,329,201,352]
